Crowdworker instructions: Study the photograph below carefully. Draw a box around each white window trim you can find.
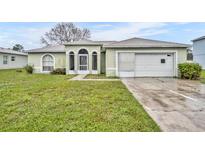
[69,51,75,71]
[3,55,8,65]
[11,55,16,62]
[40,53,55,73]
[92,51,97,71]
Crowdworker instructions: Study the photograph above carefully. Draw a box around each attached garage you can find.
[104,38,189,77]
[118,52,175,77]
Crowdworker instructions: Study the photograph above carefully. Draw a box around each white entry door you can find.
[135,53,174,77]
[78,54,89,74]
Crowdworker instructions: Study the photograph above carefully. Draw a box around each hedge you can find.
[178,63,202,80]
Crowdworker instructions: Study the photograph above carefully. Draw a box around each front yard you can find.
[201,70,205,83]
[0,69,160,132]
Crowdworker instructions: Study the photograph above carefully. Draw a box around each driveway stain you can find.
[122,78,205,132]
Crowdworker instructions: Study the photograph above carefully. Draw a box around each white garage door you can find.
[118,53,174,77]
[135,53,174,77]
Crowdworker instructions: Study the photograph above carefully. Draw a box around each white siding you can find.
[193,39,205,69]
[0,53,28,69]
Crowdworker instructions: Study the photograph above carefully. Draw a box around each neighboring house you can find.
[27,37,190,77]
[192,36,205,69]
[0,48,28,69]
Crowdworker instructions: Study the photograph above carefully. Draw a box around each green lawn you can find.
[0,69,160,132]
[201,70,205,83]
[85,74,119,79]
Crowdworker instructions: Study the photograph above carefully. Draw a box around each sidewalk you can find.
[70,74,87,80]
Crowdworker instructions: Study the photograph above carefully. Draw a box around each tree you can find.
[41,22,91,46]
[13,44,24,52]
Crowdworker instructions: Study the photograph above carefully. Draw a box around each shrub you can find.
[24,65,34,74]
[50,68,66,75]
[178,63,202,80]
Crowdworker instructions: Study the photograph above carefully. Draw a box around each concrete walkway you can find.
[70,74,120,81]
[70,74,87,80]
[73,79,120,81]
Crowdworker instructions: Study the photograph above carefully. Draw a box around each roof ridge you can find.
[27,44,63,51]
[108,37,190,46]
[192,35,205,42]
[135,37,190,46]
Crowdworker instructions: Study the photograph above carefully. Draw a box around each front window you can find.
[11,56,15,61]
[92,52,97,70]
[69,52,74,70]
[3,55,8,64]
[42,54,54,72]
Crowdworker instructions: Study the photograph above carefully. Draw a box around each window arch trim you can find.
[78,49,88,55]
[41,53,55,72]
[92,51,97,71]
[69,51,75,71]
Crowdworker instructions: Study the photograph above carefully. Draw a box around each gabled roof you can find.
[94,41,117,45]
[192,36,205,42]
[0,48,27,56]
[27,45,65,53]
[64,39,103,46]
[104,37,190,48]
[26,37,190,53]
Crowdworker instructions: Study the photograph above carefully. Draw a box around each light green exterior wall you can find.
[65,45,101,74]
[177,48,187,64]
[100,52,106,74]
[28,52,66,73]
[106,48,187,76]
[28,46,187,76]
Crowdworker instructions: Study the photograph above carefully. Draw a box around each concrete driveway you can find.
[122,78,205,132]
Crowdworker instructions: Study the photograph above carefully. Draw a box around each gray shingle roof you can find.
[94,41,117,45]
[26,37,190,53]
[27,45,65,53]
[64,39,103,46]
[104,37,190,48]
[192,36,205,42]
[0,48,27,56]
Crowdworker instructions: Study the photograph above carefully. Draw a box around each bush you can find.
[50,68,66,75]
[24,65,34,74]
[178,63,202,80]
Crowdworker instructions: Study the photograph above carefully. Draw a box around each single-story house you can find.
[27,37,190,77]
[192,36,205,69]
[0,48,28,69]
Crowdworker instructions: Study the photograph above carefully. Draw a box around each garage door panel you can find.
[135,53,174,77]
[118,53,135,77]
[118,52,174,77]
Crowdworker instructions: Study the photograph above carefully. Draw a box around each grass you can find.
[85,74,119,79]
[201,70,205,83]
[0,69,160,132]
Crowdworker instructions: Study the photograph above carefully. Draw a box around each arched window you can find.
[78,49,88,54]
[92,52,97,70]
[42,54,54,72]
[69,51,75,70]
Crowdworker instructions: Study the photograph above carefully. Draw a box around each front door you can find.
[78,54,89,74]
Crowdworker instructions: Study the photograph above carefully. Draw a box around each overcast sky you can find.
[0,22,205,50]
